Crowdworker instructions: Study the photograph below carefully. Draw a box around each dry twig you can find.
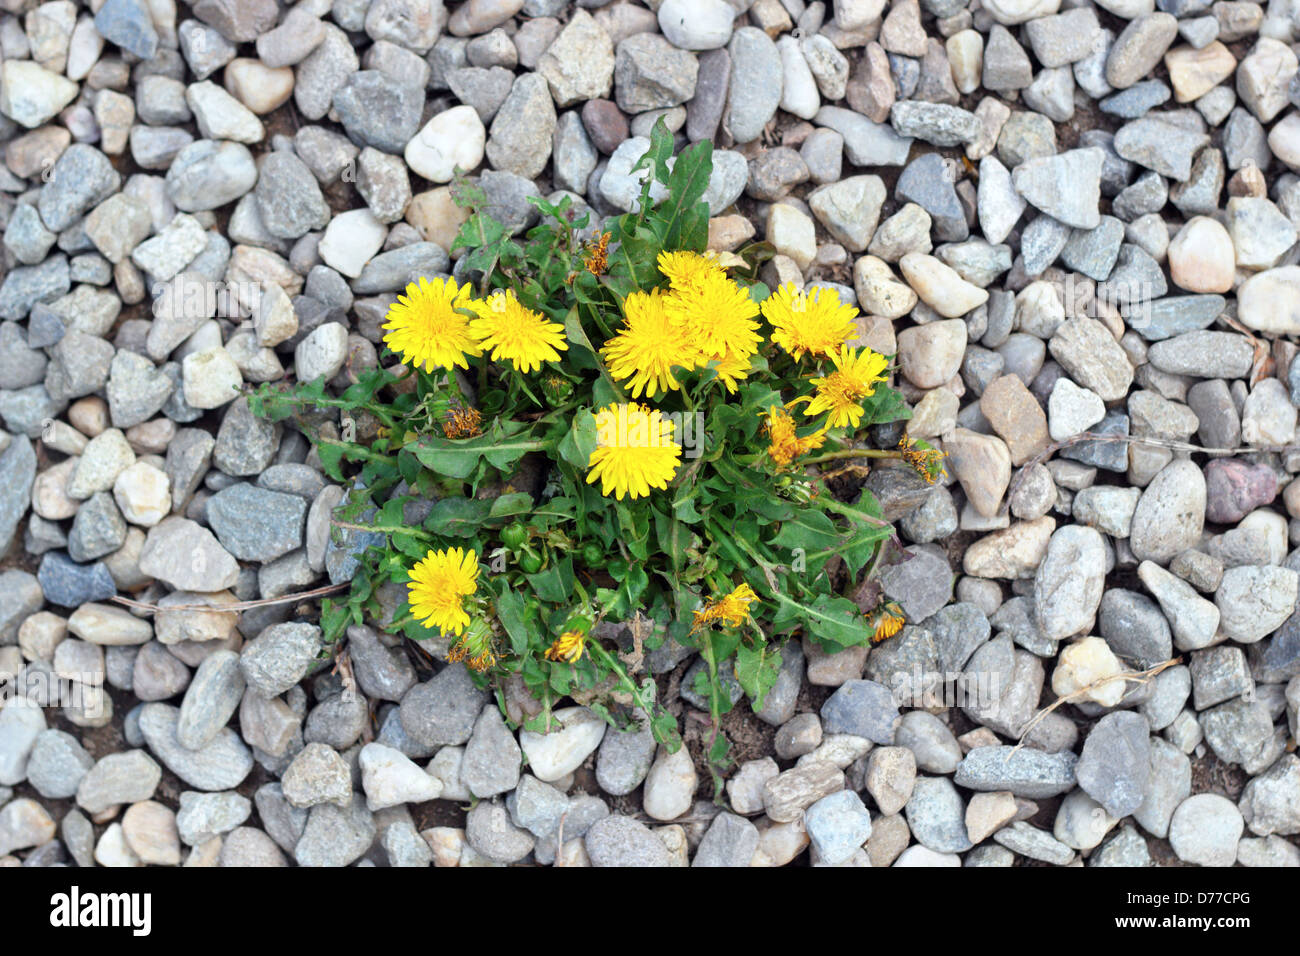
[110,582,349,614]
[1009,656,1182,757]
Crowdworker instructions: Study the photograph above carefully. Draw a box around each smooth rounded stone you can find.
[93,822,142,867]
[1106,13,1179,90]
[814,105,913,167]
[819,679,901,745]
[1201,697,1281,773]
[504,773,570,840]
[1215,566,1299,643]
[253,151,330,241]
[175,790,252,846]
[1236,37,1297,123]
[0,702,46,787]
[585,814,673,867]
[1056,789,1118,851]
[1239,266,1300,335]
[721,758,779,816]
[1170,217,1237,295]
[295,794,376,867]
[796,790,869,866]
[901,775,969,854]
[237,622,322,699]
[642,744,697,821]
[281,743,352,809]
[1226,197,1297,270]
[962,790,1017,845]
[1012,148,1104,230]
[62,602,149,648]
[163,140,258,212]
[75,749,161,814]
[1052,636,1126,707]
[1098,588,1172,667]
[726,28,782,145]
[1147,330,1254,380]
[1100,80,1171,118]
[138,702,253,791]
[1130,736,1192,839]
[893,844,961,866]
[1139,560,1221,651]
[359,742,444,811]
[946,30,983,95]
[613,33,698,115]
[1204,459,1277,524]
[1238,835,1300,867]
[992,820,1077,865]
[1046,382,1106,448]
[899,485,959,544]
[330,69,425,155]
[860,746,914,816]
[465,800,534,863]
[655,0,733,51]
[129,641,189,701]
[120,800,182,866]
[954,745,1077,798]
[762,761,847,823]
[25,728,95,802]
[980,375,1049,467]
[1129,459,1206,564]
[1238,754,1300,836]
[1112,117,1210,183]
[1165,41,1236,104]
[1047,319,1135,405]
[766,204,817,270]
[176,650,245,750]
[893,711,963,775]
[1071,486,1139,540]
[218,826,287,866]
[456,704,519,799]
[943,428,1012,520]
[338,626,413,704]
[591,718,657,797]
[1075,712,1152,818]
[977,156,1026,247]
[1168,793,1244,866]
[689,811,759,867]
[1139,664,1191,732]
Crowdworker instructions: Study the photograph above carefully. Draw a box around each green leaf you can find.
[488,492,534,520]
[424,497,492,537]
[735,640,782,711]
[557,408,598,468]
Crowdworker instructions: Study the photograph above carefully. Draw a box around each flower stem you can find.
[801,447,904,466]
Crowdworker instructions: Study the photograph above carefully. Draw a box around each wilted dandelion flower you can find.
[691,583,758,633]
[469,289,568,373]
[545,630,586,663]
[585,403,682,500]
[796,346,889,430]
[442,405,482,439]
[764,405,828,467]
[867,600,905,643]
[601,289,699,398]
[407,547,479,637]
[382,277,482,372]
[761,283,859,361]
[448,618,497,672]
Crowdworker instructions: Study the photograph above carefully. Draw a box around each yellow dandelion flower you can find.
[545,630,586,663]
[657,250,723,291]
[601,289,699,398]
[665,270,763,363]
[448,618,497,672]
[691,583,758,633]
[797,346,890,430]
[585,403,682,500]
[764,405,828,467]
[407,547,479,637]
[381,276,482,372]
[761,282,859,361]
[468,289,569,373]
[700,349,754,394]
